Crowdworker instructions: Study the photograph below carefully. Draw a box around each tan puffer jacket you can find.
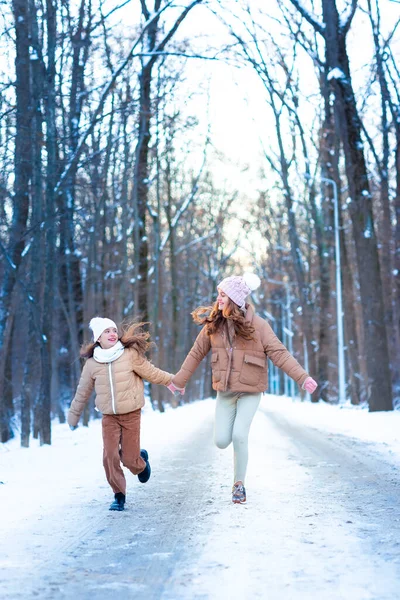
[173,305,309,394]
[68,348,172,427]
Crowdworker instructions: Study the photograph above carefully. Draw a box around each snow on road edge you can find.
[263,394,400,461]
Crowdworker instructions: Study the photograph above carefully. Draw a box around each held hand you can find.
[303,377,318,394]
[69,424,78,431]
[167,381,185,396]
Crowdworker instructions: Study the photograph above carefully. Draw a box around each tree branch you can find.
[53,1,174,196]
[341,0,358,35]
[145,0,203,71]
[158,133,209,255]
[0,239,44,341]
[287,0,325,35]
[134,51,219,60]
[54,1,203,196]
[140,0,150,21]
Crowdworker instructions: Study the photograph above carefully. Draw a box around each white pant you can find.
[214,391,261,484]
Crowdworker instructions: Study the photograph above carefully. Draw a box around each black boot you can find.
[109,492,125,511]
[138,449,151,483]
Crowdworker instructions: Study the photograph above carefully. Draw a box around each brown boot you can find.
[232,481,246,504]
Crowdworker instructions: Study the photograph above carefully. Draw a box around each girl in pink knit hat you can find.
[171,273,317,504]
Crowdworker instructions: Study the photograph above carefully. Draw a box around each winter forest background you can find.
[1,0,399,447]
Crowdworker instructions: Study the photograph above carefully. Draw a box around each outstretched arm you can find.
[130,349,173,386]
[262,320,314,389]
[68,362,95,427]
[172,327,211,389]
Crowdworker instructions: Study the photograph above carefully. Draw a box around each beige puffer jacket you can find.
[68,348,172,427]
[173,305,309,394]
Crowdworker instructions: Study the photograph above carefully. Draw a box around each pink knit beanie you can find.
[217,273,261,311]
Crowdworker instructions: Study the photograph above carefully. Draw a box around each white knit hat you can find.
[89,317,118,342]
[217,272,261,311]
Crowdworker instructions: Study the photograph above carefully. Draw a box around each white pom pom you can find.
[243,272,261,291]
[89,317,100,331]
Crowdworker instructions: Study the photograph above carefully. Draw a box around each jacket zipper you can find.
[108,362,116,414]
[224,346,233,389]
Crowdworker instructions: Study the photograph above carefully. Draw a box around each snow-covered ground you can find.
[1,395,400,599]
[265,395,400,461]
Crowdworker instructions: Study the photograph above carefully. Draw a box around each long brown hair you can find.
[80,320,153,358]
[192,299,256,340]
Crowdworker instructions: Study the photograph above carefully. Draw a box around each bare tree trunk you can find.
[58,0,90,388]
[37,0,58,445]
[117,85,134,317]
[325,3,392,411]
[341,225,363,404]
[131,56,154,321]
[164,151,179,371]
[329,106,363,407]
[20,0,45,447]
[395,131,400,358]
[131,0,203,320]
[150,76,164,411]
[0,292,17,442]
[386,52,400,383]
[1,0,32,442]
[365,0,396,373]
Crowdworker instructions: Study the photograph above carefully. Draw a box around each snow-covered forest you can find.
[1,0,400,447]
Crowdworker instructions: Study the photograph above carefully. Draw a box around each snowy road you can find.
[1,397,400,600]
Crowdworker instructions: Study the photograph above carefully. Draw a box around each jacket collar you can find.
[244,303,255,323]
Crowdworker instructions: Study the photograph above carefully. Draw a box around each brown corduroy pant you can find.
[102,410,146,495]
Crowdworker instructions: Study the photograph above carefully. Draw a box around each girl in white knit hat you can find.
[68,318,180,511]
[170,273,317,504]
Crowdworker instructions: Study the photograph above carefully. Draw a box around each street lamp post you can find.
[321,177,346,404]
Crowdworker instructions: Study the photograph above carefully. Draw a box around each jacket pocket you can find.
[239,354,266,386]
[211,352,221,383]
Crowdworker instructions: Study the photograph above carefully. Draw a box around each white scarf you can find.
[93,340,125,363]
